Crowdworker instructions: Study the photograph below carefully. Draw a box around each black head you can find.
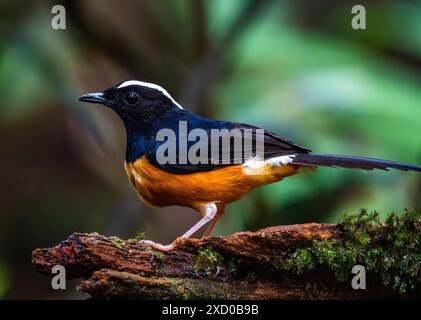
[78,80,183,125]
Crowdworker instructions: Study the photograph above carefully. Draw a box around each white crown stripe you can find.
[117,80,183,109]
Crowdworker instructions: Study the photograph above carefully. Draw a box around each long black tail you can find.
[292,154,421,172]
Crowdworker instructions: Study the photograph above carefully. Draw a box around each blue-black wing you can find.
[146,121,310,174]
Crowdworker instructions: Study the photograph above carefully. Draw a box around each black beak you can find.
[78,92,107,104]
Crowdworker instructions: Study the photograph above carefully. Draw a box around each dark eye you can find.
[124,92,139,105]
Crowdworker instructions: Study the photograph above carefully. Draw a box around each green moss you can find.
[191,247,239,278]
[192,247,238,278]
[109,236,124,249]
[227,260,237,276]
[274,208,420,294]
[144,246,166,266]
[194,246,229,277]
[152,251,166,264]
[128,231,146,242]
[168,278,231,300]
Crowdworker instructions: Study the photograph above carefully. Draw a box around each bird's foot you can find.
[139,239,174,252]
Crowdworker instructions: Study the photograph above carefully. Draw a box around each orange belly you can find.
[124,157,299,211]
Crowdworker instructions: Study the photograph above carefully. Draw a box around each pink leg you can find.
[140,203,217,252]
[202,203,226,238]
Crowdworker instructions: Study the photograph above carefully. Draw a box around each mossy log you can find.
[31,221,420,299]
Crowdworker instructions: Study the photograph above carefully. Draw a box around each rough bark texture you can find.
[31,224,415,299]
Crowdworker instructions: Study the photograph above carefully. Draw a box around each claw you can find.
[140,239,174,252]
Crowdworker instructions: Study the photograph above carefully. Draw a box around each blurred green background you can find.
[0,0,420,299]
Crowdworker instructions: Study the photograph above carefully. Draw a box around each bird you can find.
[79,80,421,251]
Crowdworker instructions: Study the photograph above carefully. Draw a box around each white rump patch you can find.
[117,80,183,109]
[266,155,296,166]
[242,154,296,175]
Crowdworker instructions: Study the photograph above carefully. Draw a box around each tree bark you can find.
[31,223,417,299]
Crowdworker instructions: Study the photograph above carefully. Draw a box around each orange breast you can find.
[124,157,299,211]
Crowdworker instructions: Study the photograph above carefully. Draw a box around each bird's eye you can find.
[124,92,139,105]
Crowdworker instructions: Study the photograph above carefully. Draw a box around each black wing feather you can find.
[147,121,310,174]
